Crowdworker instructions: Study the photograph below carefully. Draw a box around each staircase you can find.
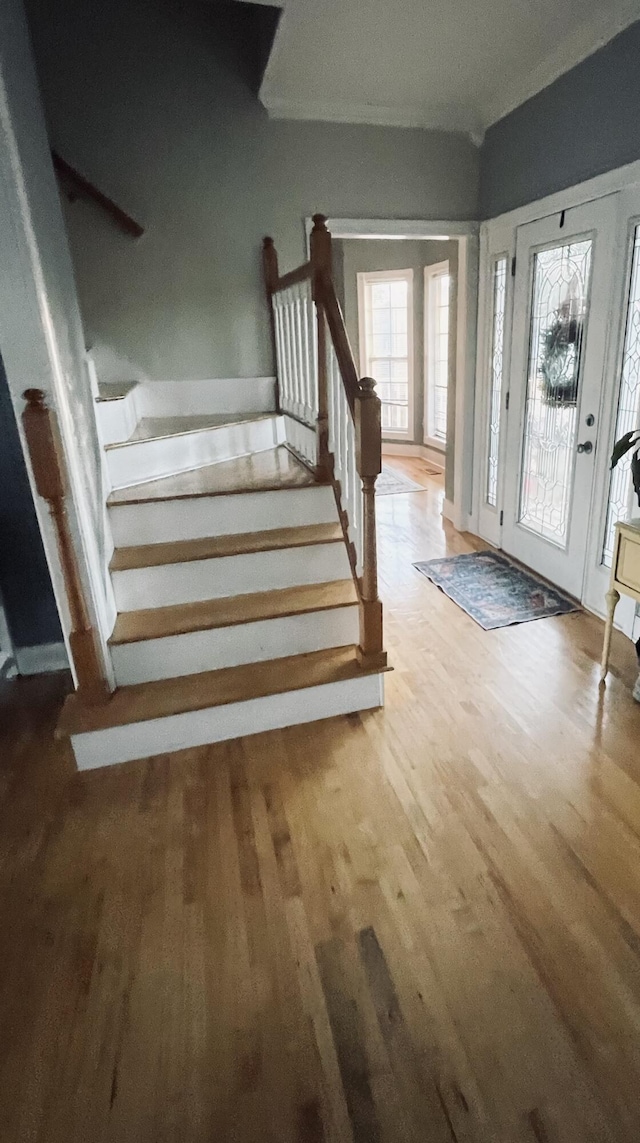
[48,217,388,770]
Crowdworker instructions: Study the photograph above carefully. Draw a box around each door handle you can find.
[577,440,593,454]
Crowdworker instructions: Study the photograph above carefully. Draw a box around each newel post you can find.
[262,236,281,412]
[310,214,332,476]
[22,389,111,704]
[355,378,387,671]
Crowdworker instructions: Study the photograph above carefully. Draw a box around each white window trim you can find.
[424,260,450,450]
[357,267,414,440]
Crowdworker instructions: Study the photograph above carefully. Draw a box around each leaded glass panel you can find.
[518,239,592,547]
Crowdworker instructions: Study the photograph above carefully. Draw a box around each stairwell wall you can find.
[25,0,479,383]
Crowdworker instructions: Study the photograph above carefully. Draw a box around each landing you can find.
[107,444,316,503]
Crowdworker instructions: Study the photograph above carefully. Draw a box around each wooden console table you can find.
[601,518,640,682]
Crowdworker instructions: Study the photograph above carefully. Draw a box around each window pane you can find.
[486,256,507,507]
[388,360,407,384]
[362,273,411,434]
[391,308,407,334]
[427,266,450,443]
[371,283,390,308]
[602,226,640,566]
[389,280,408,306]
[371,308,391,336]
[373,333,391,356]
[518,239,592,547]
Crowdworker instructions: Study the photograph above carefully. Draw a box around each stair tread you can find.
[106,412,271,449]
[58,646,382,736]
[110,523,344,571]
[96,381,138,402]
[109,579,358,644]
[108,446,317,505]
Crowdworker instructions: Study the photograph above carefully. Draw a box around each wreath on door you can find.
[539,311,583,407]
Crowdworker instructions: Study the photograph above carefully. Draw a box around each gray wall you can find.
[336,238,458,495]
[25,0,479,381]
[480,21,640,219]
[0,358,62,650]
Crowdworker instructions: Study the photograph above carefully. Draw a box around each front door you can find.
[502,197,618,597]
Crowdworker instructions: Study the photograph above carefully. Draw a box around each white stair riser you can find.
[134,378,276,417]
[111,605,360,685]
[106,416,285,489]
[70,673,384,770]
[96,390,139,446]
[112,543,351,611]
[109,486,338,546]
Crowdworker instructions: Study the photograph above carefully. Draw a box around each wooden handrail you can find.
[52,151,144,238]
[320,281,359,415]
[22,389,111,704]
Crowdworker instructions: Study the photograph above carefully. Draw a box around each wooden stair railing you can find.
[263,215,387,671]
[51,151,144,238]
[22,389,111,704]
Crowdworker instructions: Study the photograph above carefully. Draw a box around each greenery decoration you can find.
[539,313,583,406]
[611,429,640,507]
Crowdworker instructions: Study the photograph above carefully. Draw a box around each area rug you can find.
[413,549,581,630]
[376,463,434,496]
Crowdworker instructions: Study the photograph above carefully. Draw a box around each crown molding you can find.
[262,94,484,144]
[482,2,640,128]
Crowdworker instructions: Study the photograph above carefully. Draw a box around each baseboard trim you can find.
[442,498,455,523]
[0,651,17,679]
[15,642,69,676]
[382,442,445,470]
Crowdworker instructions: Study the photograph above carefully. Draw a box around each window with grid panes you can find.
[358,270,413,435]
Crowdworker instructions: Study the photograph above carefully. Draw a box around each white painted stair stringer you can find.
[109,485,338,546]
[112,542,352,610]
[134,377,277,418]
[96,385,140,446]
[111,604,360,685]
[71,672,385,770]
[106,415,285,489]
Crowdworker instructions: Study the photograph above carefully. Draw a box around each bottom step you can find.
[58,647,386,771]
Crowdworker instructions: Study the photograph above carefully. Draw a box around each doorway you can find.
[502,197,618,597]
[477,179,640,637]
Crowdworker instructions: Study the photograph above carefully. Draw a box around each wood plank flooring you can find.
[3,458,640,1142]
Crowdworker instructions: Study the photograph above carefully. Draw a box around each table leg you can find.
[600,587,620,683]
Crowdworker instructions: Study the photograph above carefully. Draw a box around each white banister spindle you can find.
[326,331,363,574]
[264,224,385,672]
[270,274,318,469]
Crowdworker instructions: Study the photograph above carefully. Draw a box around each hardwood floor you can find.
[3,464,640,1142]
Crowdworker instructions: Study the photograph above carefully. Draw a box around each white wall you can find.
[0,0,113,677]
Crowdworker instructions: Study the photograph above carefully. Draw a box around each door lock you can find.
[577,440,594,454]
[585,414,595,427]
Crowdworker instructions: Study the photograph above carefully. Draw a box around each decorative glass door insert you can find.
[518,239,592,547]
[501,196,617,599]
[602,225,640,567]
[486,256,507,507]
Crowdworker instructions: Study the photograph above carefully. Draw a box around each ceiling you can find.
[236,0,640,141]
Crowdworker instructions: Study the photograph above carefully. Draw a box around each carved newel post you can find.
[22,389,110,704]
[355,378,387,670]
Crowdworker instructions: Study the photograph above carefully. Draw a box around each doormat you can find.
[376,464,433,496]
[413,549,581,630]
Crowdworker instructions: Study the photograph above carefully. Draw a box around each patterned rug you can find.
[413,549,581,630]
[376,463,435,496]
